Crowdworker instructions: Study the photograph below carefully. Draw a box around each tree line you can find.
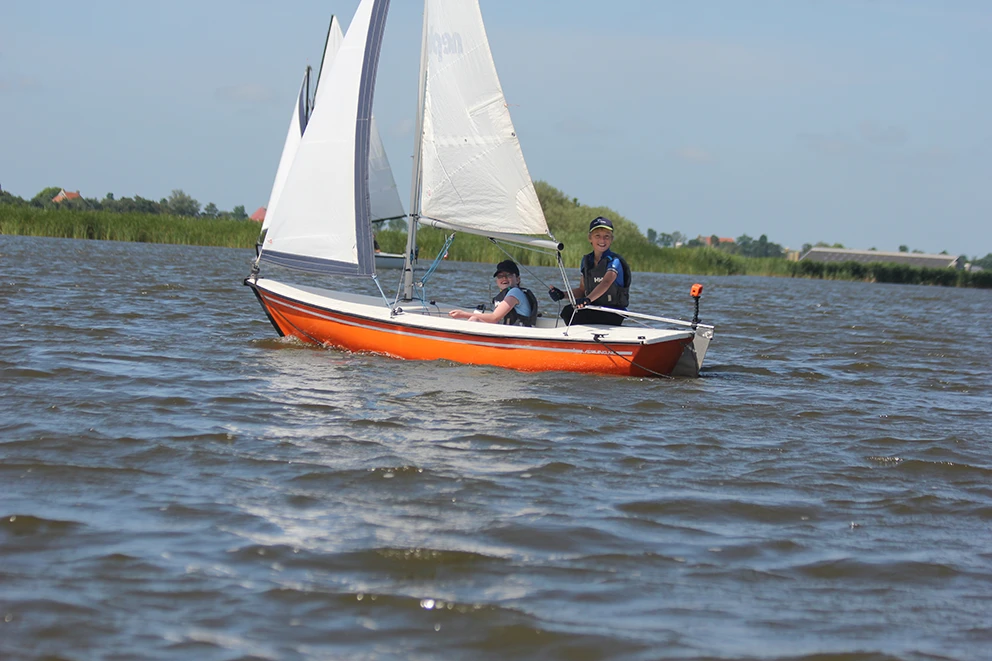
[4,182,990,271]
[643,228,789,259]
[642,228,992,270]
[0,186,249,220]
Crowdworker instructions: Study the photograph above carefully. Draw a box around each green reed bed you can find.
[6,201,985,287]
[379,228,795,278]
[383,228,987,288]
[0,206,259,249]
[789,259,991,288]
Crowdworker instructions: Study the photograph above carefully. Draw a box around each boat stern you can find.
[671,325,715,377]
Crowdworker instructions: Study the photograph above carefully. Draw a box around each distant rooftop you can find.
[800,247,958,269]
[697,235,735,246]
[52,188,82,203]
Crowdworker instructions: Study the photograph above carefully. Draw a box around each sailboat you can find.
[257,13,406,269]
[245,0,714,378]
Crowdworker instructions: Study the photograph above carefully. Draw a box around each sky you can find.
[2,0,990,257]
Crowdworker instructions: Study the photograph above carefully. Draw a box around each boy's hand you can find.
[548,287,566,302]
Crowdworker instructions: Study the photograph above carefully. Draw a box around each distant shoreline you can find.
[0,205,258,250]
[2,205,989,288]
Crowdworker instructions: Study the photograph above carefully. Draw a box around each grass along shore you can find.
[0,203,796,277]
[0,205,258,249]
[376,228,991,288]
[3,194,988,288]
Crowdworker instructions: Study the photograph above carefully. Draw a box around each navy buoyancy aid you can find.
[493,287,539,327]
[581,251,631,309]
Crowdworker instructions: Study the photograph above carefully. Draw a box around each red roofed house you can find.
[52,188,82,203]
[699,236,735,247]
[250,206,266,222]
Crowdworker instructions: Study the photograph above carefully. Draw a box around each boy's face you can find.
[494,272,520,289]
[588,228,613,252]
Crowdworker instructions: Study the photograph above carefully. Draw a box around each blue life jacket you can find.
[493,287,538,326]
[581,251,631,309]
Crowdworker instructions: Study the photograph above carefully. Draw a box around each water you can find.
[2,235,990,660]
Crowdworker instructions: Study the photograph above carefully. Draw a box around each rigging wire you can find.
[484,237,574,326]
[488,237,563,293]
[371,274,391,308]
[406,232,456,311]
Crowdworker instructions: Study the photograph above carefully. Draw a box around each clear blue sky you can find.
[2,1,990,257]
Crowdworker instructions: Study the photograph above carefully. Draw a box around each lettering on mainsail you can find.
[429,31,463,61]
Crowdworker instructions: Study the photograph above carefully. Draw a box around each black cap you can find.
[589,216,614,232]
[493,259,520,277]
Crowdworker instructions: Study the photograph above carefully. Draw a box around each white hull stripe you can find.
[266,295,637,356]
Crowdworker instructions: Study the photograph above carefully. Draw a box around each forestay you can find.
[259,0,390,276]
[417,0,548,238]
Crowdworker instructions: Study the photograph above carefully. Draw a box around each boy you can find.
[449,259,538,326]
[549,216,630,326]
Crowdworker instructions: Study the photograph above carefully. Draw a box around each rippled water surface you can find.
[2,235,990,660]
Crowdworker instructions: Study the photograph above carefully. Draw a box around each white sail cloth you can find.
[260,0,547,276]
[262,16,344,234]
[369,116,405,223]
[312,17,346,106]
[261,69,309,235]
[259,0,389,275]
[417,0,548,237]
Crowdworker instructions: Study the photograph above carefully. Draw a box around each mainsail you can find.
[263,16,344,235]
[320,16,403,225]
[415,0,549,238]
[261,68,310,236]
[261,9,402,260]
[313,15,346,106]
[259,0,391,276]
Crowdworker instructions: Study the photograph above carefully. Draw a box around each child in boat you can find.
[549,216,630,326]
[449,259,538,326]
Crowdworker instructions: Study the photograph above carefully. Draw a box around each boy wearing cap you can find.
[549,216,630,326]
[449,259,538,326]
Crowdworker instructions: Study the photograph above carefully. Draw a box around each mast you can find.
[304,65,312,120]
[401,2,430,301]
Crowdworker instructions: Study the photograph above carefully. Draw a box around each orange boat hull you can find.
[248,283,693,377]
